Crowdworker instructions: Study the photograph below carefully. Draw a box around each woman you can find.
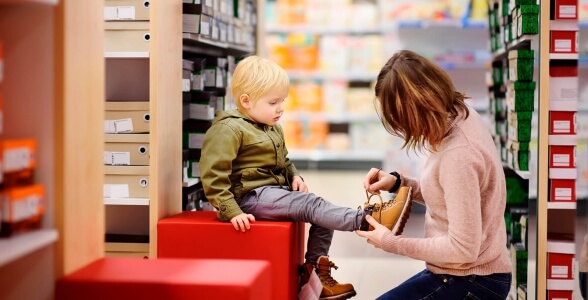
[356,50,512,299]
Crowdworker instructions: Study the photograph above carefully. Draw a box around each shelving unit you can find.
[102,0,182,258]
[0,0,104,299]
[180,0,259,212]
[264,0,491,168]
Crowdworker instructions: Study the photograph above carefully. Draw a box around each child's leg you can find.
[239,185,363,262]
[239,185,362,231]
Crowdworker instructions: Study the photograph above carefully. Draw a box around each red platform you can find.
[157,211,305,300]
[56,257,271,300]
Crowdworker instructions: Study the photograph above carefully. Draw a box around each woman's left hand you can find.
[291,176,308,192]
[355,215,388,249]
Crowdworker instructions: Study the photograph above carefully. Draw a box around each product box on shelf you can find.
[183,14,212,38]
[547,290,573,300]
[104,21,150,52]
[506,81,536,112]
[547,239,575,280]
[549,59,578,110]
[549,145,576,169]
[549,111,576,135]
[104,134,150,166]
[551,0,579,20]
[2,139,36,188]
[104,0,151,21]
[549,179,576,202]
[508,49,535,82]
[104,165,150,199]
[0,184,45,237]
[516,4,540,37]
[550,20,579,54]
[105,101,150,134]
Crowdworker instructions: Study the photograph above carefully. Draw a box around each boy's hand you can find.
[291,176,308,192]
[230,213,256,232]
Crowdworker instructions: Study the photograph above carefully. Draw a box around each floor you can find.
[300,170,587,300]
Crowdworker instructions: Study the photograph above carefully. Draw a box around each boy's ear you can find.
[239,94,251,108]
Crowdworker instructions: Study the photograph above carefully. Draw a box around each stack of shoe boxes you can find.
[181,55,230,212]
[183,0,257,50]
[546,0,579,299]
[0,41,46,238]
[103,0,152,254]
[487,0,539,298]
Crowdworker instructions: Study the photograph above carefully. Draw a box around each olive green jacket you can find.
[200,109,300,221]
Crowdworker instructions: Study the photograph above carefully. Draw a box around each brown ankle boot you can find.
[360,186,412,235]
[301,256,356,300]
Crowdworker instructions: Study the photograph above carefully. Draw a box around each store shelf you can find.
[105,52,150,59]
[0,0,57,5]
[549,53,579,60]
[492,35,536,60]
[183,33,254,57]
[0,229,58,268]
[547,202,577,210]
[286,70,378,81]
[288,149,385,162]
[266,26,382,35]
[281,112,380,123]
[396,19,487,29]
[103,198,150,206]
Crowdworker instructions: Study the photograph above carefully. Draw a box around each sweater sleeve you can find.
[381,148,484,265]
[400,174,424,206]
[200,123,244,221]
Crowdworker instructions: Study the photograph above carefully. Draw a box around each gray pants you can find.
[239,185,363,264]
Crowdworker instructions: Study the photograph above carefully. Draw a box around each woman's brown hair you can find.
[374,50,470,152]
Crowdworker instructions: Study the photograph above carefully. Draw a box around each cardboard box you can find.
[105,21,150,52]
[549,111,576,135]
[549,179,576,202]
[551,0,578,20]
[0,184,45,237]
[104,134,150,166]
[550,30,579,54]
[549,60,578,107]
[104,166,150,198]
[105,0,150,21]
[549,145,576,168]
[105,101,150,133]
[548,290,573,299]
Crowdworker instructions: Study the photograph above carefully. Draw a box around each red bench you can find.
[157,211,305,300]
[56,257,271,300]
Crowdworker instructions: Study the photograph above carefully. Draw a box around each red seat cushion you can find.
[56,257,271,300]
[157,211,305,300]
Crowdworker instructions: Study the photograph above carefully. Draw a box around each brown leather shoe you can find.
[300,256,356,300]
[360,186,412,235]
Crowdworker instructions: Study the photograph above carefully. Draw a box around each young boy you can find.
[200,55,411,300]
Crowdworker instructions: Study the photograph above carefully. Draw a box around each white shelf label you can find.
[188,133,205,149]
[559,5,577,19]
[104,184,130,198]
[554,39,572,53]
[105,118,134,133]
[553,120,571,133]
[551,265,568,278]
[554,187,572,201]
[553,154,570,167]
[104,151,131,166]
[4,147,33,173]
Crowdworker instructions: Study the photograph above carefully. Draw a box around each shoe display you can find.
[300,256,356,300]
[360,186,412,235]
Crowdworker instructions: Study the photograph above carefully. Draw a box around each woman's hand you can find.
[354,215,388,249]
[364,168,397,195]
[230,213,256,232]
[291,176,308,192]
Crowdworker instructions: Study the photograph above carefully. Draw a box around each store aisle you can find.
[301,170,426,299]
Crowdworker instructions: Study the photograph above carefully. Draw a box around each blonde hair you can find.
[374,50,470,152]
[230,56,290,110]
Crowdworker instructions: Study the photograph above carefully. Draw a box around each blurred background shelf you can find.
[0,229,58,268]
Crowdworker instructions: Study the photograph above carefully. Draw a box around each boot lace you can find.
[316,261,339,287]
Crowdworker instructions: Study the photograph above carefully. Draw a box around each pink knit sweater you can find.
[382,107,512,276]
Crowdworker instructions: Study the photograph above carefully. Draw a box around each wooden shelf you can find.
[0,0,57,5]
[183,33,254,57]
[492,35,537,61]
[547,202,576,210]
[104,198,150,206]
[182,178,200,188]
[0,229,58,268]
[105,52,150,58]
